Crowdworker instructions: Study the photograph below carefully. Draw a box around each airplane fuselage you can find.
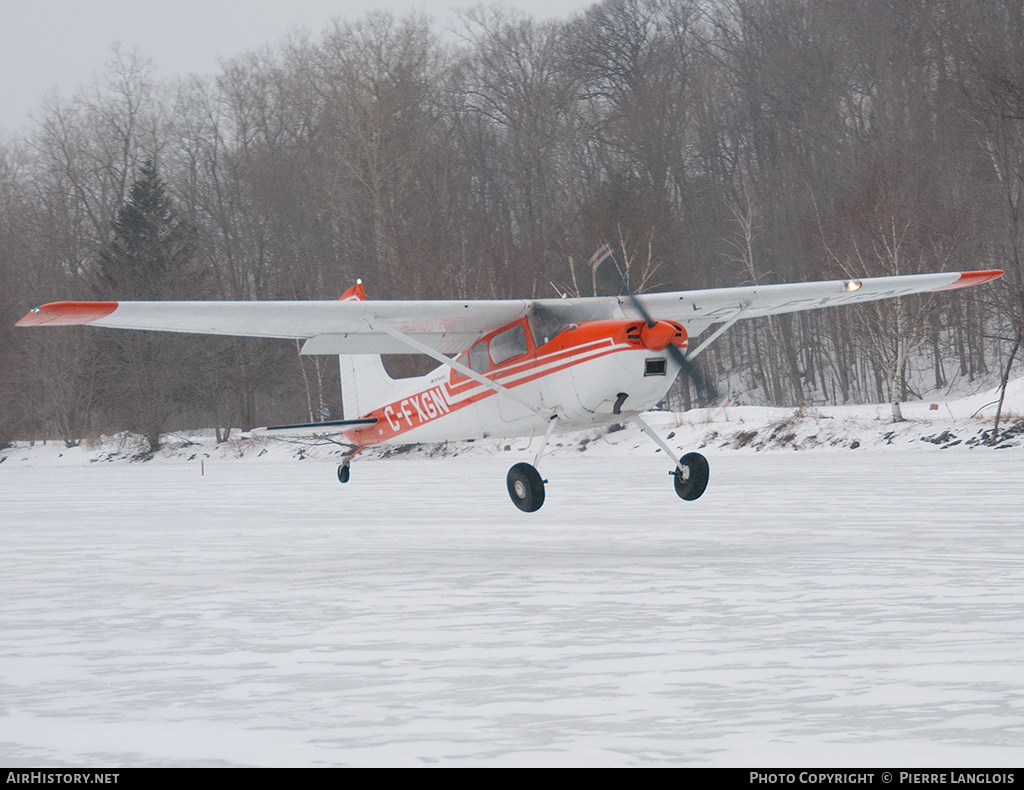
[343,317,688,447]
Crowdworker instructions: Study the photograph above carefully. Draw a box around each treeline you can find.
[2,0,1023,450]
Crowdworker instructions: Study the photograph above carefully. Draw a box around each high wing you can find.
[16,298,532,355]
[16,270,1003,352]
[625,269,1004,337]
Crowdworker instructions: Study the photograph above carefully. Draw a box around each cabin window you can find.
[467,341,490,373]
[489,323,528,365]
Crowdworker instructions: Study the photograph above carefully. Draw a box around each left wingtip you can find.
[16,301,119,327]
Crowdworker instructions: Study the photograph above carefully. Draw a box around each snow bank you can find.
[4,378,1023,468]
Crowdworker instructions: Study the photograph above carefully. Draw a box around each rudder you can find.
[339,354,400,419]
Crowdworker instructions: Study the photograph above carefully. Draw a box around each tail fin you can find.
[340,355,400,418]
[337,280,400,418]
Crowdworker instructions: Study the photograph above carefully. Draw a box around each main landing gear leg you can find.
[507,415,558,512]
[631,415,710,501]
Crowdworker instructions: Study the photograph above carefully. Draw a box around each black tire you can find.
[673,452,709,501]
[337,463,351,484]
[507,463,546,512]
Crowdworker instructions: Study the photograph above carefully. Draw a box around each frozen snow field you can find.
[2,420,1024,765]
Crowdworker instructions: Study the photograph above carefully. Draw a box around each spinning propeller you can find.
[589,244,720,404]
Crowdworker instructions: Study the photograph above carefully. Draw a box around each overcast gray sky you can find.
[0,0,596,137]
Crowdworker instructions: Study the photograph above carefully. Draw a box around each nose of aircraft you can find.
[640,320,679,351]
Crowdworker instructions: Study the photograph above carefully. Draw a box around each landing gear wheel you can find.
[673,452,709,501]
[337,463,351,484]
[507,463,546,512]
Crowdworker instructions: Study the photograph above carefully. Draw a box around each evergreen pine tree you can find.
[96,160,197,299]
[93,161,202,452]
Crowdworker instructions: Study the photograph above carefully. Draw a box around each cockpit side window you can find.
[454,321,531,380]
[489,323,528,365]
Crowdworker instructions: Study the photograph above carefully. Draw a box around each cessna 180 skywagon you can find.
[17,249,1003,511]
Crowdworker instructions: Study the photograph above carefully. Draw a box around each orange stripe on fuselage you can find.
[447,337,615,397]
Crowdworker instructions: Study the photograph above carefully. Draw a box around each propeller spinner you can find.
[588,243,720,404]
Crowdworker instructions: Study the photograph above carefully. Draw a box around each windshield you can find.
[528,301,613,346]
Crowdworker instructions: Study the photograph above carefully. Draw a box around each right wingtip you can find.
[16,301,118,327]
[929,270,1004,292]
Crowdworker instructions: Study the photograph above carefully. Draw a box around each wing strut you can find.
[370,321,548,416]
[685,305,749,361]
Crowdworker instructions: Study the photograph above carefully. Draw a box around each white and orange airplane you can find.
[16,251,1003,512]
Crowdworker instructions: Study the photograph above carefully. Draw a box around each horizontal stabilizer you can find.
[252,418,378,437]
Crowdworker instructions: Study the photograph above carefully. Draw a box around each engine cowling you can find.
[640,320,686,351]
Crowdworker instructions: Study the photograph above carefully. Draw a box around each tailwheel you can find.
[673,452,709,501]
[338,449,360,484]
[507,462,546,512]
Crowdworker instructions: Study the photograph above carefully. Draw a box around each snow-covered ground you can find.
[2,382,1024,766]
